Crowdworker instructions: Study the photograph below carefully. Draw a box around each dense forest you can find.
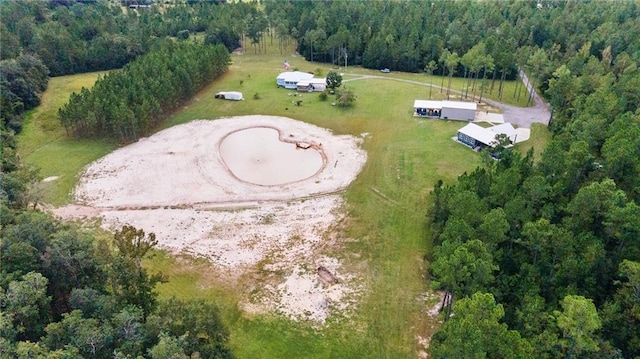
[58,41,230,141]
[1,0,640,358]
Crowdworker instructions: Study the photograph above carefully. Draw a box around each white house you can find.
[457,122,517,150]
[276,71,314,89]
[414,100,477,121]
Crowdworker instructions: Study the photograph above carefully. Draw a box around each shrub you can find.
[177,30,190,40]
[335,86,356,107]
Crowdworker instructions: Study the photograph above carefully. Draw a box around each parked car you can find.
[380,68,390,73]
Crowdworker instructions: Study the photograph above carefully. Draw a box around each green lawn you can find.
[19,41,550,358]
[18,72,117,206]
[514,123,552,161]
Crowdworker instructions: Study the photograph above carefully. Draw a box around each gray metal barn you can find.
[441,101,477,121]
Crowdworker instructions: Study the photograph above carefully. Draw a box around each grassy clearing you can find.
[18,42,549,358]
[514,123,552,161]
[353,69,531,107]
[18,72,117,206]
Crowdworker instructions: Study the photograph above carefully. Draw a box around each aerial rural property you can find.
[1,1,639,358]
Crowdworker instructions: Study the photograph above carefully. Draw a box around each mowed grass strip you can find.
[18,72,116,206]
[19,41,549,358]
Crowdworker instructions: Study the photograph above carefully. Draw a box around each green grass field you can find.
[19,41,549,358]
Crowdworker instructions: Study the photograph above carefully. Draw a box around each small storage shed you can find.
[441,101,477,121]
[276,71,314,89]
[215,91,243,100]
[296,78,327,92]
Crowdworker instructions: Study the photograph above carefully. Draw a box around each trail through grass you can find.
[19,41,549,358]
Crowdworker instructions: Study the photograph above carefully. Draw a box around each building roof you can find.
[414,100,477,111]
[277,71,314,82]
[442,100,477,111]
[458,123,498,146]
[297,78,327,86]
[414,100,443,109]
[489,123,517,140]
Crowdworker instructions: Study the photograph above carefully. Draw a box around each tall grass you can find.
[19,41,549,358]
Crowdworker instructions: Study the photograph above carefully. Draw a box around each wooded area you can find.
[1,0,639,358]
[58,41,229,141]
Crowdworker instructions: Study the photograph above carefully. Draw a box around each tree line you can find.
[0,0,246,76]
[0,0,245,140]
[427,29,640,358]
[1,128,233,357]
[0,54,49,134]
[262,0,639,101]
[0,212,235,358]
[58,41,229,141]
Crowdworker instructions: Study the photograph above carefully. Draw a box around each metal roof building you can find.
[414,100,477,121]
[457,122,517,150]
[276,71,314,89]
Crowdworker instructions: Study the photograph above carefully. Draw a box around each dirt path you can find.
[343,72,550,128]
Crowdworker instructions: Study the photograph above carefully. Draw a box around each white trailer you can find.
[215,91,244,101]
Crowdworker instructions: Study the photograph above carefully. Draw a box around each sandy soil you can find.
[54,115,367,323]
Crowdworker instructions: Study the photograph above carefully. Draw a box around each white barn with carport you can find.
[414,100,443,117]
[413,100,477,121]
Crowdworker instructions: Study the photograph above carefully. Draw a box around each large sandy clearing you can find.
[56,115,368,323]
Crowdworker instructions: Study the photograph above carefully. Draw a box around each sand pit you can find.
[56,115,367,323]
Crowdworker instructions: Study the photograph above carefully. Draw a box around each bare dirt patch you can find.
[53,115,367,324]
